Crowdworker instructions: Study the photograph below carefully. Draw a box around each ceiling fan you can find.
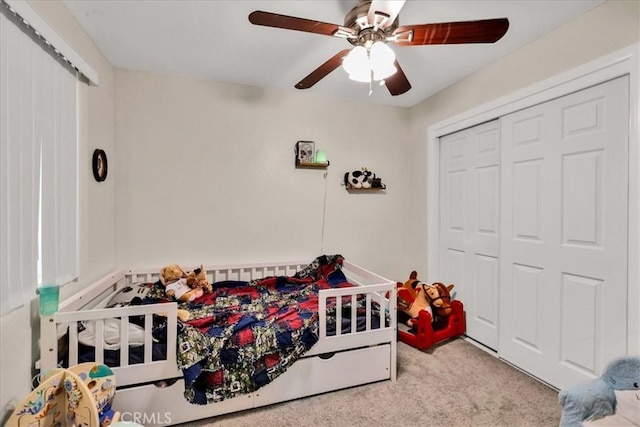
[248,0,509,96]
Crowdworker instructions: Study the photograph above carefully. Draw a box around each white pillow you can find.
[106,282,152,308]
[78,318,145,350]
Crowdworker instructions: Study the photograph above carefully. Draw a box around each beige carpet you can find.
[178,338,561,427]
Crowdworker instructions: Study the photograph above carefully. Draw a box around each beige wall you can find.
[0,0,116,418]
[406,0,640,274]
[112,0,639,324]
[114,70,414,277]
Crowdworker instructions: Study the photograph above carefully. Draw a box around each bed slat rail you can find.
[316,283,394,338]
[94,318,105,364]
[40,302,179,387]
[124,261,309,287]
[120,316,129,366]
[311,282,396,368]
[58,271,127,313]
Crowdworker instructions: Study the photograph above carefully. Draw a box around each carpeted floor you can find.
[178,338,561,427]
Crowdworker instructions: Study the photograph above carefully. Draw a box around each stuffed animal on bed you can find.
[159,264,203,303]
[186,265,212,293]
[558,355,640,427]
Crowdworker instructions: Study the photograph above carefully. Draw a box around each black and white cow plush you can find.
[344,168,374,189]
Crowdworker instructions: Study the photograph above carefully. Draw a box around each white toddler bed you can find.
[39,256,397,426]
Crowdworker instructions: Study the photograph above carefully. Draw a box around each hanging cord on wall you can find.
[319,170,329,255]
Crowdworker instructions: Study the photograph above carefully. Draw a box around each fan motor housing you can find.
[344,1,399,46]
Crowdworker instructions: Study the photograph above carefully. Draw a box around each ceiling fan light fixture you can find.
[343,42,397,83]
[370,41,395,62]
[370,41,397,80]
[342,46,369,77]
[348,70,372,83]
[372,63,397,81]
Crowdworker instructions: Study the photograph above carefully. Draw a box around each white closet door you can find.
[499,76,629,389]
[440,120,501,350]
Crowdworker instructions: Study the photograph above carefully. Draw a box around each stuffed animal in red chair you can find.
[423,282,455,329]
[396,271,466,350]
[397,271,433,327]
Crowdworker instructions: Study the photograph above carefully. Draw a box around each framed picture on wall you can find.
[296,141,315,164]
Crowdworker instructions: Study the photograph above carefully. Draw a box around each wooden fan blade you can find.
[249,10,344,37]
[384,60,411,96]
[367,0,406,29]
[393,18,509,46]
[296,49,352,90]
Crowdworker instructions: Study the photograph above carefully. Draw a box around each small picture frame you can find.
[296,141,315,164]
[92,149,108,182]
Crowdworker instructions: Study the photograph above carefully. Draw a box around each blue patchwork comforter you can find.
[175,254,356,404]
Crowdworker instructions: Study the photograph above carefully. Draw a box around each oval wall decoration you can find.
[92,149,108,182]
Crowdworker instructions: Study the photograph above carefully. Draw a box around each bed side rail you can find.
[40,270,126,372]
[342,261,393,286]
[41,303,179,387]
[124,261,311,286]
[58,270,127,312]
[315,283,396,345]
[41,287,179,388]
[313,262,397,381]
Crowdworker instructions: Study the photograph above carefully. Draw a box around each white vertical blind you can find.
[39,48,78,287]
[4,0,99,86]
[0,7,78,315]
[0,10,5,314]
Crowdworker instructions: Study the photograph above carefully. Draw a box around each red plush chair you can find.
[397,299,466,350]
[394,273,466,350]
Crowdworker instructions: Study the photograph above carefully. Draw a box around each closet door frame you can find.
[426,43,640,354]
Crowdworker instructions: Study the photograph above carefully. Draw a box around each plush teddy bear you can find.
[159,264,203,303]
[186,265,212,293]
[558,355,640,426]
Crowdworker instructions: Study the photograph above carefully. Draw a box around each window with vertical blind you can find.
[0,5,79,315]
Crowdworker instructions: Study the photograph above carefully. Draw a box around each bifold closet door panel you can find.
[440,120,501,351]
[499,76,629,390]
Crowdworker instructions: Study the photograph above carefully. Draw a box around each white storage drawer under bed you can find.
[113,344,391,426]
[255,344,391,406]
[114,382,254,426]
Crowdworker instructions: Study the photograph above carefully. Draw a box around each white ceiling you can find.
[63,0,605,108]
